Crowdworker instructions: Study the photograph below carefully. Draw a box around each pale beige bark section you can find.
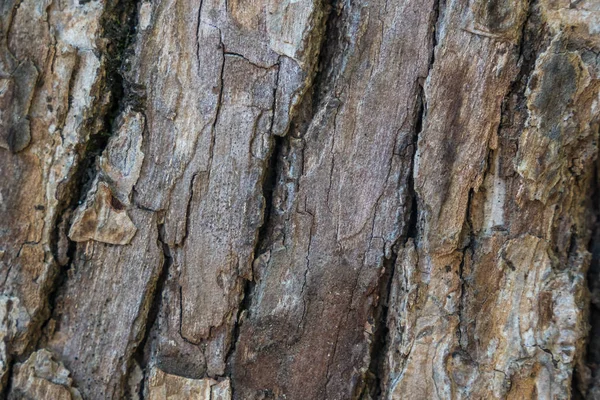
[147,367,230,400]
[9,350,82,400]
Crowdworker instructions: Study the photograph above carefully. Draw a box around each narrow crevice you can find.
[204,33,226,186]
[496,0,548,180]
[577,153,600,399]
[131,217,172,400]
[361,251,397,400]
[363,1,442,397]
[179,173,199,248]
[406,85,426,243]
[429,0,441,72]
[256,135,286,259]
[311,0,349,109]
[284,0,347,147]
[226,2,341,394]
[457,188,475,351]
[1,358,16,399]
[404,0,441,245]
[224,134,285,387]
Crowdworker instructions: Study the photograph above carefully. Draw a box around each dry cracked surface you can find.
[1,0,600,399]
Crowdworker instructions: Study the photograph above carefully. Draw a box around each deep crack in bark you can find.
[365,0,441,396]
[32,0,143,395]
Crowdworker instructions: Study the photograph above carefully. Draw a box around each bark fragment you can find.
[9,349,82,400]
[68,181,137,245]
[146,367,231,400]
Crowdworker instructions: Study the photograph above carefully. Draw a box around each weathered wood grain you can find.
[0,0,599,399]
[232,0,436,397]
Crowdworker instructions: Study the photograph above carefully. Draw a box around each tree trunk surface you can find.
[1,0,600,399]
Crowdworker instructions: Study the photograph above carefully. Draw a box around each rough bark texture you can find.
[0,0,599,399]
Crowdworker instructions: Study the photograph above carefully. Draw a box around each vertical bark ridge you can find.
[383,0,600,398]
[42,0,143,338]
[366,0,442,395]
[130,215,172,399]
[0,0,141,397]
[379,0,441,394]
[128,0,329,391]
[29,0,158,397]
[233,0,437,398]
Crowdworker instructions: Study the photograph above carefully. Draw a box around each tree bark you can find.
[1,0,599,399]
